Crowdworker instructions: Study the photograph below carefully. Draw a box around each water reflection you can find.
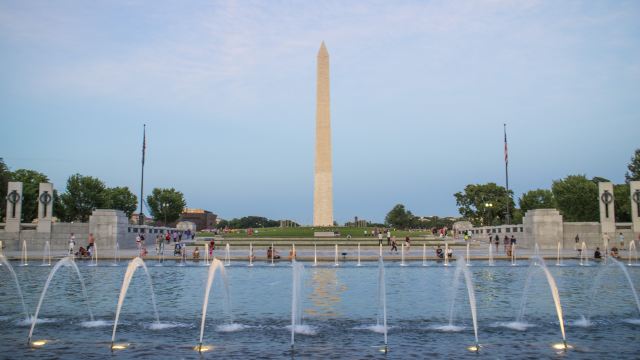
[306,268,346,317]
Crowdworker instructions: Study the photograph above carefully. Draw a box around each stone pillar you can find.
[522,209,563,250]
[89,209,128,250]
[598,182,616,236]
[5,182,23,232]
[631,181,640,237]
[36,183,54,233]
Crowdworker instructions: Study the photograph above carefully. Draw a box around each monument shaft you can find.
[313,42,334,226]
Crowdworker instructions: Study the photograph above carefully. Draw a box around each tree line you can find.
[0,158,186,225]
[454,148,640,226]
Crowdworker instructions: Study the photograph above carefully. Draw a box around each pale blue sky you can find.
[1,1,639,224]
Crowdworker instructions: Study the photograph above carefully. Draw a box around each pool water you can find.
[1,259,639,359]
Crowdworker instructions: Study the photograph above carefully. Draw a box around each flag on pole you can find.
[503,124,508,166]
[142,124,146,165]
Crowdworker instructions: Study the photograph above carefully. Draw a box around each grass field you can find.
[197,226,436,239]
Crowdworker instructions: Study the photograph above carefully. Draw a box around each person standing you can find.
[405,236,411,253]
[135,234,141,250]
[378,232,383,246]
[619,232,625,250]
[68,233,76,255]
[574,234,580,251]
[87,233,95,252]
[387,230,391,246]
[494,235,499,252]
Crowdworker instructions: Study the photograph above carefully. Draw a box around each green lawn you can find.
[197,226,435,239]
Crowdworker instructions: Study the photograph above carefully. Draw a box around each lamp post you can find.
[484,202,494,227]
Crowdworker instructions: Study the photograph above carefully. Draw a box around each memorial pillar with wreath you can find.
[598,182,616,237]
[5,182,23,233]
[37,182,54,233]
[630,181,640,237]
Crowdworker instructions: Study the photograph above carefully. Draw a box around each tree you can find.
[215,219,229,229]
[0,158,10,220]
[59,174,107,222]
[228,216,279,229]
[551,175,598,222]
[519,189,556,215]
[385,204,415,229]
[10,169,50,223]
[146,188,186,226]
[454,183,515,226]
[105,186,138,218]
[614,183,631,222]
[626,149,640,183]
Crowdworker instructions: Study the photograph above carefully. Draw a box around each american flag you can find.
[504,124,508,166]
[142,124,146,165]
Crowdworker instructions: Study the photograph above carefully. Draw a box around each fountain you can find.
[379,243,382,258]
[20,240,28,266]
[511,244,517,266]
[334,244,339,267]
[89,242,98,267]
[271,243,275,266]
[357,243,361,267]
[466,243,471,266]
[313,243,317,266]
[582,257,640,326]
[291,260,304,350]
[444,242,449,266]
[197,258,231,351]
[377,256,388,352]
[291,243,296,263]
[41,241,51,266]
[629,240,638,266]
[224,243,231,266]
[248,243,254,267]
[507,256,568,349]
[111,257,160,349]
[204,243,210,265]
[112,241,120,266]
[422,243,427,267]
[488,241,494,266]
[556,241,563,266]
[29,256,94,344]
[437,256,479,350]
[580,242,589,266]
[0,254,30,321]
[400,242,406,266]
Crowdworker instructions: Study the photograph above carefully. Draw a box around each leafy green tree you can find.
[551,175,598,222]
[454,183,515,226]
[59,174,107,222]
[519,189,556,214]
[0,158,10,220]
[626,149,640,183]
[10,169,50,223]
[385,204,415,229]
[228,216,279,228]
[614,183,631,222]
[215,219,229,229]
[146,188,186,226]
[105,186,137,218]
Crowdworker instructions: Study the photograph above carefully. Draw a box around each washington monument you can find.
[313,41,334,226]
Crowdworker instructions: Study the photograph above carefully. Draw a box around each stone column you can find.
[37,183,54,233]
[598,182,616,236]
[522,209,564,250]
[631,181,640,237]
[89,209,128,250]
[5,182,23,232]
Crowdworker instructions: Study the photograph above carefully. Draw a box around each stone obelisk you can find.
[313,41,334,226]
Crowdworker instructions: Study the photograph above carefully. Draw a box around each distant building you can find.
[178,208,217,231]
[130,213,154,225]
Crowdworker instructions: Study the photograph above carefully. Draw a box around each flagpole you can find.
[139,124,146,225]
[504,123,511,225]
